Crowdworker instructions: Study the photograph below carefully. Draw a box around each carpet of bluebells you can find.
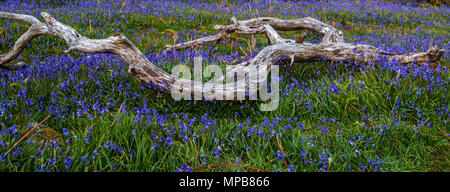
[0,0,448,172]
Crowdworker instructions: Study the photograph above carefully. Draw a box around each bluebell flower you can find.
[176,163,192,172]
[35,150,42,158]
[85,135,91,144]
[328,83,340,94]
[49,158,56,165]
[62,128,69,136]
[65,156,72,168]
[349,139,356,146]
[151,143,158,151]
[165,137,174,147]
[93,150,99,159]
[288,165,295,172]
[234,158,242,166]
[275,150,285,161]
[214,146,222,159]
[0,153,5,162]
[300,150,306,159]
[37,164,47,172]
[199,153,207,165]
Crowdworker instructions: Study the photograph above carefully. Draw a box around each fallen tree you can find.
[0,12,445,101]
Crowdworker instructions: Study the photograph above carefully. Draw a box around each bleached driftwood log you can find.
[0,12,445,101]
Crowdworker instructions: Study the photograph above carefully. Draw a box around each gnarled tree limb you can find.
[0,12,445,101]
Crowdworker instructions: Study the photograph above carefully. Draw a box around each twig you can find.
[5,115,51,155]
[276,134,289,170]
[436,127,449,139]
[350,104,373,126]
[350,104,364,116]
[110,104,124,128]
[238,45,248,56]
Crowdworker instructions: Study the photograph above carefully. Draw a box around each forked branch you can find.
[0,12,445,101]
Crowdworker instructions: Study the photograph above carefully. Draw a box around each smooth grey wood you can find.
[0,12,444,100]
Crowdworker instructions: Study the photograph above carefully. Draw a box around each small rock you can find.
[28,122,62,143]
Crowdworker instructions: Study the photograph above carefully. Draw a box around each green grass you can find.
[0,0,448,172]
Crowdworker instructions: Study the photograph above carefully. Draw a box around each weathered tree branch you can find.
[0,12,445,101]
[1,61,27,70]
[214,17,345,44]
[164,31,229,52]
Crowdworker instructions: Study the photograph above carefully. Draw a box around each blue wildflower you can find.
[275,150,286,161]
[65,156,72,168]
[63,128,69,136]
[0,153,5,162]
[288,165,295,172]
[176,163,192,172]
[214,146,222,159]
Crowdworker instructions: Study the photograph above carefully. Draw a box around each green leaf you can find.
[346,96,358,103]
[10,82,23,88]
